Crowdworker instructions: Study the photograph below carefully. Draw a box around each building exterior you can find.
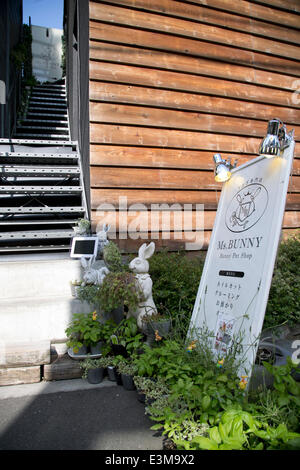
[31,25,63,83]
[0,0,23,137]
[63,0,300,253]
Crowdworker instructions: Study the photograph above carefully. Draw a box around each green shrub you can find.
[264,234,300,329]
[149,250,204,333]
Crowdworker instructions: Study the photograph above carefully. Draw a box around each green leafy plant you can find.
[95,271,140,313]
[103,241,125,272]
[76,284,100,306]
[79,357,106,379]
[149,250,204,334]
[175,408,300,450]
[133,376,169,400]
[65,312,116,351]
[111,317,144,355]
[264,234,300,329]
[251,358,300,432]
[74,218,90,234]
[117,360,138,376]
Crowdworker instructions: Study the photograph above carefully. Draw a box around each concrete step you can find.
[0,366,41,386]
[0,296,94,343]
[0,255,82,300]
[0,340,50,368]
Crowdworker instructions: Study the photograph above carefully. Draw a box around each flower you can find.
[217,358,224,368]
[186,340,197,352]
[92,311,97,321]
[239,375,248,390]
[155,330,162,341]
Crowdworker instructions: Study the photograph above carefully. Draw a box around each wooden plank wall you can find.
[88,0,300,252]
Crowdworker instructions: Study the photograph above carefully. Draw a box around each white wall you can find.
[31,25,63,83]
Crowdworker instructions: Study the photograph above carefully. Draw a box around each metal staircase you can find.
[0,82,87,254]
[15,83,70,141]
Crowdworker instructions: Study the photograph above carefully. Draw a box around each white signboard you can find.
[188,142,295,381]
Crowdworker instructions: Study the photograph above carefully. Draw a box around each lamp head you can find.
[259,118,294,158]
[213,154,236,183]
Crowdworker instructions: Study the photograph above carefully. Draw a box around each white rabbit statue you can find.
[81,256,109,286]
[96,223,110,256]
[128,242,157,330]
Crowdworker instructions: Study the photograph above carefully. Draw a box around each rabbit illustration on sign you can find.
[96,223,110,255]
[127,242,157,330]
[230,186,261,229]
[81,256,109,286]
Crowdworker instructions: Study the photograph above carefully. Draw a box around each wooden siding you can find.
[88,0,300,252]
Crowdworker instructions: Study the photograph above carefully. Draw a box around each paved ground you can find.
[0,379,163,450]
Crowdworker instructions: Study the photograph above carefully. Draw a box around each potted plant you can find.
[79,357,106,384]
[142,311,172,345]
[110,317,144,358]
[117,360,138,391]
[73,218,90,236]
[65,311,115,355]
[70,279,83,298]
[133,376,169,404]
[95,271,141,318]
[65,312,90,356]
[103,241,124,273]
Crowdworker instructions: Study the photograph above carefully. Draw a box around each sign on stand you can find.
[188,142,295,383]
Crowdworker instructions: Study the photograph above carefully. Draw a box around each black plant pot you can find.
[136,389,146,403]
[114,369,123,385]
[90,341,104,355]
[107,365,116,382]
[111,342,128,358]
[121,373,136,391]
[86,367,105,384]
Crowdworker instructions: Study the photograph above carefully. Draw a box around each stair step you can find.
[19,120,68,126]
[0,244,70,253]
[0,166,79,176]
[31,90,66,96]
[0,206,84,214]
[0,186,82,195]
[0,152,78,161]
[27,107,68,115]
[32,85,65,90]
[0,218,79,226]
[0,229,75,240]
[16,127,69,134]
[13,134,71,140]
[0,138,76,146]
[26,113,68,120]
[29,100,66,106]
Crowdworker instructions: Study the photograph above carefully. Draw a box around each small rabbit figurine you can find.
[81,256,109,286]
[96,223,110,256]
[128,242,157,330]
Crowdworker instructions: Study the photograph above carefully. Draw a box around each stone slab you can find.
[0,366,41,386]
[0,340,50,368]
